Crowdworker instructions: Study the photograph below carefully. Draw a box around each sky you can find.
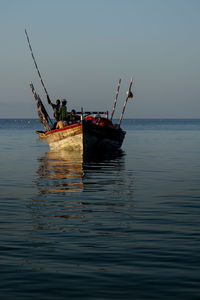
[0,0,200,119]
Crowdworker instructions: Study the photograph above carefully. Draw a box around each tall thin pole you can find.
[110,78,121,121]
[118,77,133,127]
[25,29,51,103]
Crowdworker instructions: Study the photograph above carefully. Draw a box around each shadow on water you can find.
[35,149,126,194]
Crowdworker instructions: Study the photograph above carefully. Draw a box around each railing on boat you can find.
[75,110,109,121]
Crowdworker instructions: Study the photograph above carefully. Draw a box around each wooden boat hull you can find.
[45,124,83,151]
[45,121,126,152]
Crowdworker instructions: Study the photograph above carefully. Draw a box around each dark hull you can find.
[83,121,126,151]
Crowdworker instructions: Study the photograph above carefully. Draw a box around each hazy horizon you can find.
[1,0,200,119]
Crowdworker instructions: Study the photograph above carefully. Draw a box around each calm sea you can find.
[0,119,200,299]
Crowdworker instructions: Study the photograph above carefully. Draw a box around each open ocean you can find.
[0,118,200,299]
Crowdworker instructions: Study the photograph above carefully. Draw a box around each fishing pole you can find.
[118,77,134,127]
[110,78,121,121]
[25,29,51,104]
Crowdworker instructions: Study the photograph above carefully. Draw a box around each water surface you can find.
[0,119,200,299]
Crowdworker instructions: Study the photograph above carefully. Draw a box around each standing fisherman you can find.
[59,99,68,121]
[51,99,67,129]
[47,96,60,121]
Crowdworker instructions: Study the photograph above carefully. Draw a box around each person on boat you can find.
[69,109,80,123]
[59,99,68,121]
[47,96,60,121]
[56,120,65,129]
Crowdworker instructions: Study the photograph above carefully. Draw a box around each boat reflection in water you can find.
[32,149,129,236]
[36,150,84,194]
[36,149,125,194]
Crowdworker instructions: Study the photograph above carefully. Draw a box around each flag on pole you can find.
[30,82,51,131]
[118,77,134,126]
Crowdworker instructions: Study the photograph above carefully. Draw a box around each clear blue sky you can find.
[0,0,200,118]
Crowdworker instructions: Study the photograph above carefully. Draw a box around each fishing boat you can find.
[30,80,133,152]
[25,30,134,153]
[44,113,126,152]
[30,78,132,153]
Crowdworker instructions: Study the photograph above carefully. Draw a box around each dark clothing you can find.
[49,103,60,121]
[52,103,60,111]
[70,113,80,123]
[46,95,60,121]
